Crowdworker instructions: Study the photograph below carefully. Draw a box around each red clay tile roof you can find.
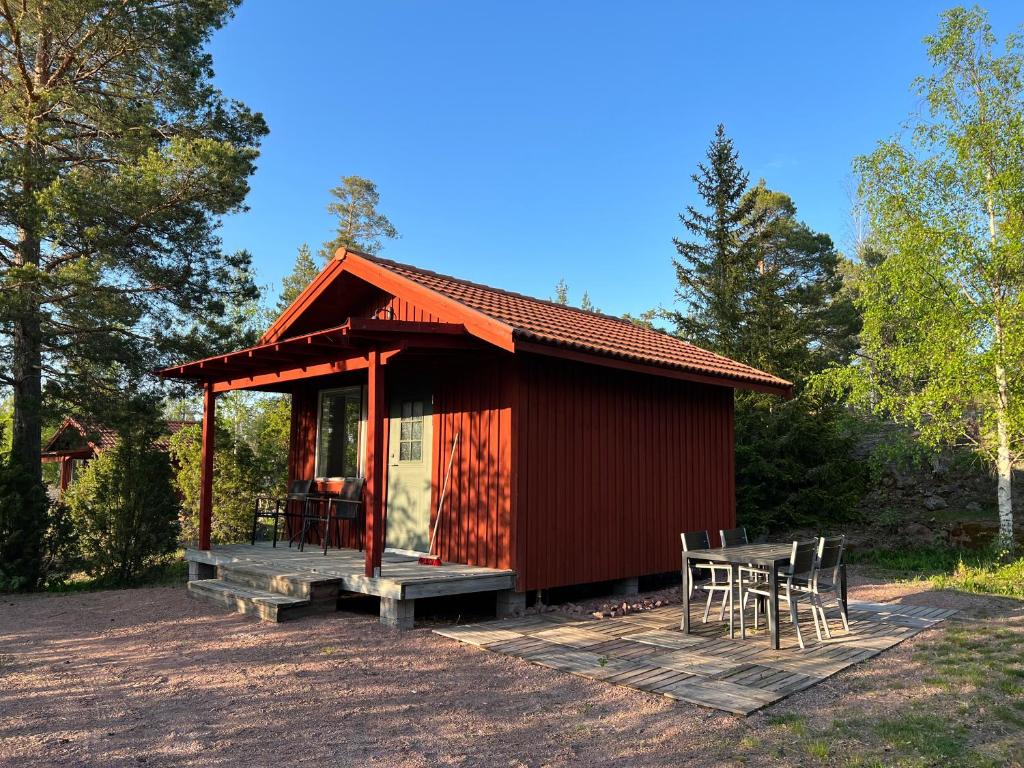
[43,417,197,455]
[361,254,792,393]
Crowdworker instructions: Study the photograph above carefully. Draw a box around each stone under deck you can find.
[185,542,518,629]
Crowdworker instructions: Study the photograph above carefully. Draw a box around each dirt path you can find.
[0,578,1017,767]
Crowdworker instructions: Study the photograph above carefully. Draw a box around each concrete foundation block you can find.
[496,589,527,618]
[380,597,415,630]
[609,576,639,596]
[188,561,216,582]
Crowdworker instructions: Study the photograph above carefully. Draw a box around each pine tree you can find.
[672,124,762,358]
[319,176,399,259]
[278,244,320,311]
[0,2,265,587]
[739,183,856,381]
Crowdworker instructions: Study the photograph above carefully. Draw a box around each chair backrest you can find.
[287,479,314,499]
[719,527,748,548]
[339,477,365,502]
[782,540,818,581]
[680,530,711,586]
[681,530,711,552]
[815,535,845,587]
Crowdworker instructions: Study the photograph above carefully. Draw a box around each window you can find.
[315,386,364,479]
[398,400,424,462]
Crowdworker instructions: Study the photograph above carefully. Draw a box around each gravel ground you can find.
[0,574,1018,768]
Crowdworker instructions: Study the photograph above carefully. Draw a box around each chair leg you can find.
[703,588,714,623]
[728,583,734,639]
[816,596,832,640]
[739,585,746,639]
[753,595,759,629]
[791,596,804,650]
[718,589,728,621]
[838,595,850,631]
[810,595,824,642]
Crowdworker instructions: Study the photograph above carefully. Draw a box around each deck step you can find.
[186,578,336,622]
[217,562,341,601]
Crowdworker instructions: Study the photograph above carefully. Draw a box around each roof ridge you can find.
[359,253,662,330]
[359,253,787,384]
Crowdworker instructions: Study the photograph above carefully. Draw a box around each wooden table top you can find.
[684,542,808,567]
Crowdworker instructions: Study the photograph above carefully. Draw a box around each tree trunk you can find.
[994,357,1014,549]
[11,233,43,484]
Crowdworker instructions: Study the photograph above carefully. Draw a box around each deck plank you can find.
[433,597,956,716]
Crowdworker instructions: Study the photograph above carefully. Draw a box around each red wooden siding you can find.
[370,293,441,323]
[512,355,735,592]
[429,355,514,570]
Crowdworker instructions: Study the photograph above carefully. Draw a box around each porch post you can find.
[364,349,386,577]
[199,383,216,551]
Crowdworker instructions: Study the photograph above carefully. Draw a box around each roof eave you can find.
[513,338,793,396]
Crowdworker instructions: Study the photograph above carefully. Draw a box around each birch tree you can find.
[845,7,1024,547]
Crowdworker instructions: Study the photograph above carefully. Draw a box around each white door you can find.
[385,390,433,553]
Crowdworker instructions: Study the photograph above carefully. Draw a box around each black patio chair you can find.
[298,477,365,554]
[719,527,749,548]
[251,479,314,547]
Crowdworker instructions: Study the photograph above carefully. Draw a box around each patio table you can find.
[681,542,848,650]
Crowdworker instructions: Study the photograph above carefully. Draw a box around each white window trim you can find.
[313,385,367,481]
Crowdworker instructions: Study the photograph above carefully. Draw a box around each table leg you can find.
[768,565,780,650]
[681,554,690,633]
[840,563,848,613]
[728,564,736,639]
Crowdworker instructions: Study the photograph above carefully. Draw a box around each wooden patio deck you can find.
[185,543,517,628]
[434,600,956,715]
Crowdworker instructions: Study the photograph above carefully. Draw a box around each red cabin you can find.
[162,249,790,624]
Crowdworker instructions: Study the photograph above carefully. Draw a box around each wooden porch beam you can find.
[364,349,386,577]
[210,356,371,393]
[199,384,216,551]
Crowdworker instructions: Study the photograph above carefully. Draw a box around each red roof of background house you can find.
[358,253,792,394]
[42,417,196,455]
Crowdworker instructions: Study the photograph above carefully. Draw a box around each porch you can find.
[185,542,518,629]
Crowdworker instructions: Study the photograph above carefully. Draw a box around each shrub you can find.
[736,396,867,534]
[39,499,82,587]
[0,457,48,591]
[66,429,179,585]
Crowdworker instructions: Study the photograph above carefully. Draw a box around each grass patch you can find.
[850,543,1024,600]
[42,555,186,593]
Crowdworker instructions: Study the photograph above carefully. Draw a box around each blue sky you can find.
[209,2,1021,319]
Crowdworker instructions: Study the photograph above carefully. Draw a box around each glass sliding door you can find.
[315,386,365,480]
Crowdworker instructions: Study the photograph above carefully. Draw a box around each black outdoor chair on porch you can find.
[250,479,314,547]
[298,477,366,554]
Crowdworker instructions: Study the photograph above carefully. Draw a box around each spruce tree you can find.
[672,124,762,358]
[278,244,320,311]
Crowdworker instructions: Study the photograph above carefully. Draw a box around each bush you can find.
[0,457,48,591]
[66,430,179,585]
[39,499,82,587]
[735,396,867,535]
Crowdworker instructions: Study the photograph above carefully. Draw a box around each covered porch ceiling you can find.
[158,318,481,393]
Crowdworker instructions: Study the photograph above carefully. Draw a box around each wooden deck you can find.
[185,543,517,628]
[434,600,956,715]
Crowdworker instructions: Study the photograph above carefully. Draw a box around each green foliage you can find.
[737,183,858,380]
[0,456,48,590]
[170,392,289,544]
[673,124,762,359]
[824,6,1024,546]
[39,499,81,586]
[674,126,863,535]
[0,0,266,481]
[319,175,398,259]
[277,243,320,312]
[735,395,867,533]
[65,418,179,585]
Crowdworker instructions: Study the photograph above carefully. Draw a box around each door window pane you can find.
[398,399,424,462]
[316,387,363,478]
